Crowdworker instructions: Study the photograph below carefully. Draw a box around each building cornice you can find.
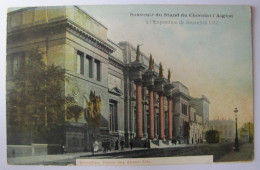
[173,91,191,101]
[108,55,125,70]
[66,19,116,54]
[7,19,116,54]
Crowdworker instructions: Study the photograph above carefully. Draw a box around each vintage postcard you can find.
[6,5,253,165]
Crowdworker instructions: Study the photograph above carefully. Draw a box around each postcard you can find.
[6,5,253,166]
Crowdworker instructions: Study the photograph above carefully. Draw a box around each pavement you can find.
[216,143,254,162]
[7,147,147,165]
[8,142,247,165]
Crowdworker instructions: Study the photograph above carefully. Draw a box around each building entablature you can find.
[129,61,146,83]
[7,18,116,54]
[201,95,210,104]
[173,91,191,101]
[143,68,159,89]
[164,82,175,98]
[66,20,116,54]
[172,81,190,96]
[7,6,116,54]
[108,55,125,70]
[154,77,168,94]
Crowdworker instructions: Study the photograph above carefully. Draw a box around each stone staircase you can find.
[150,139,172,148]
[130,138,173,148]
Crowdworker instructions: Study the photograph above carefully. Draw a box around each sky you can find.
[81,5,253,127]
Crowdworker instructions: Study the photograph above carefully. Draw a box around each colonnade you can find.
[134,82,173,141]
[130,46,174,141]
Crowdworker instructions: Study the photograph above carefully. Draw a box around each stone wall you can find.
[7,144,51,158]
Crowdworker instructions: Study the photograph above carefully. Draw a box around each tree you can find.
[8,48,67,144]
[206,130,219,143]
[66,96,83,123]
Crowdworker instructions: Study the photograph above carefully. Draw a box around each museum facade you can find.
[6,6,210,153]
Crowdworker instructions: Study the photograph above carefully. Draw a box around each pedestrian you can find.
[120,140,125,150]
[129,140,133,150]
[192,138,194,144]
[93,140,99,153]
[105,140,108,152]
[108,141,111,151]
[61,143,65,154]
[147,139,150,149]
[115,140,119,150]
[102,140,106,153]
[92,142,95,155]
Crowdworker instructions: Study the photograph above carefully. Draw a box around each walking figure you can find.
[107,141,111,151]
[115,140,119,150]
[102,141,107,153]
[120,140,125,150]
[92,140,99,154]
[129,140,133,150]
[61,143,65,154]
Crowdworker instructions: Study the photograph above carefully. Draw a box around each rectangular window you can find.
[86,55,93,78]
[12,54,25,76]
[12,55,19,75]
[94,59,101,81]
[109,104,113,131]
[109,102,118,132]
[182,104,188,115]
[76,51,84,75]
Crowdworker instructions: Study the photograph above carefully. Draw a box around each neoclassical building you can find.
[207,120,235,143]
[6,6,210,154]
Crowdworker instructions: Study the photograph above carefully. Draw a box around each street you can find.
[7,142,254,165]
[78,143,254,163]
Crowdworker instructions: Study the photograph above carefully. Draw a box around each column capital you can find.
[167,95,173,100]
[134,80,143,86]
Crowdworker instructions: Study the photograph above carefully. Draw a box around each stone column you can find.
[149,89,155,139]
[168,97,173,140]
[136,82,143,138]
[159,94,165,140]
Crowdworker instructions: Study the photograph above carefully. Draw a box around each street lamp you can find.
[234,108,239,151]
[248,122,251,143]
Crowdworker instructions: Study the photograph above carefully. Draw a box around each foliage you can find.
[8,48,67,143]
[206,130,219,144]
[9,48,46,131]
[65,96,83,123]
[85,91,101,127]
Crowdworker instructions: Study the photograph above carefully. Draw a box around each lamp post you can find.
[248,122,251,143]
[234,108,239,151]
